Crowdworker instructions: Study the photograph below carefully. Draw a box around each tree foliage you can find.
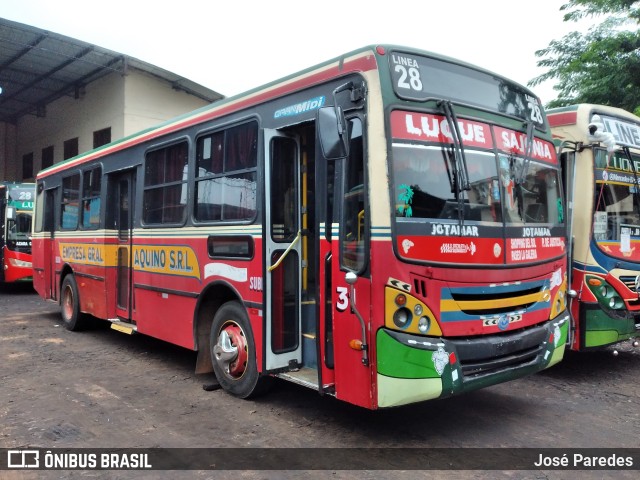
[529,0,640,115]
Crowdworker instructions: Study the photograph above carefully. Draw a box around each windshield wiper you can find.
[513,121,537,223]
[438,100,469,228]
[516,121,535,185]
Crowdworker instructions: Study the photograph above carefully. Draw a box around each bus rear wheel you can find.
[60,274,86,331]
[210,301,267,399]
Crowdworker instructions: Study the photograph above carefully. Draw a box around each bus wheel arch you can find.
[60,271,86,331]
[209,300,269,398]
[193,283,235,374]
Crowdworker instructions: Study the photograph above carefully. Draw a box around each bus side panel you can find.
[133,288,196,350]
[104,254,119,320]
[317,237,335,388]
[32,239,45,296]
[76,271,108,319]
[33,237,54,299]
[332,275,373,409]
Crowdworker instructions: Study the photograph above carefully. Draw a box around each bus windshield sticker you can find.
[391,111,491,149]
[401,238,414,254]
[494,126,556,164]
[397,184,414,217]
[621,227,631,253]
[593,212,608,240]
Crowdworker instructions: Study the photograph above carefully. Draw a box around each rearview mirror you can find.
[317,106,349,160]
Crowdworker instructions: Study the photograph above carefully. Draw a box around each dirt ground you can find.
[0,283,638,480]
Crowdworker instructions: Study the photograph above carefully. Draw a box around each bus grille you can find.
[617,275,637,292]
[449,286,542,315]
[446,323,549,378]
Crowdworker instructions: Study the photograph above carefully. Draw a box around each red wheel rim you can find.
[62,285,73,321]
[214,322,248,379]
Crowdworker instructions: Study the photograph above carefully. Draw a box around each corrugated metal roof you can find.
[0,17,223,123]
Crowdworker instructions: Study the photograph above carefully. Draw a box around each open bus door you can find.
[109,170,136,323]
[42,188,57,298]
[264,129,303,371]
[318,109,373,407]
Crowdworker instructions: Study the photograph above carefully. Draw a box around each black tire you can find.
[60,274,86,331]
[210,301,269,399]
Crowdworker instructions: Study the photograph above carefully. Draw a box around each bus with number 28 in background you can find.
[1,182,35,283]
[549,104,640,352]
[32,45,569,409]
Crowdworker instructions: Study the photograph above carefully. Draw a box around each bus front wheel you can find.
[60,274,85,331]
[210,301,267,399]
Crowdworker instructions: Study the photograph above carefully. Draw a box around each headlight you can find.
[8,258,32,268]
[393,308,412,329]
[418,316,430,333]
[600,285,611,297]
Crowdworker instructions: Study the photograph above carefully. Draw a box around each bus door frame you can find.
[263,129,303,371]
[109,169,136,321]
[41,187,58,299]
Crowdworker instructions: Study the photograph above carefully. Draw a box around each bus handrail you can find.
[268,230,301,272]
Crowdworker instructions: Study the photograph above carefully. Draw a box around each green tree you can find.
[530,0,640,115]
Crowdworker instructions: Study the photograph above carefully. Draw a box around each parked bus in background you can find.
[0,182,35,283]
[32,45,569,409]
[549,104,640,352]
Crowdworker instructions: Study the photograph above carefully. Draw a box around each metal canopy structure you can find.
[0,17,223,124]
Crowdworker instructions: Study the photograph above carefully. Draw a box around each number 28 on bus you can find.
[32,45,569,409]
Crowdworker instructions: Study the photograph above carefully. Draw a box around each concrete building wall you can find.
[124,70,210,135]
[15,73,125,179]
[4,68,212,182]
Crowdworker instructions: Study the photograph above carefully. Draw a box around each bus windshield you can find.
[593,148,640,245]
[4,183,35,253]
[393,144,562,226]
[7,212,32,244]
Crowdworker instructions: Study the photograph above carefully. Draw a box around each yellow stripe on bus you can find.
[440,291,546,312]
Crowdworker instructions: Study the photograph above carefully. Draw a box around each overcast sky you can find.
[2,0,600,104]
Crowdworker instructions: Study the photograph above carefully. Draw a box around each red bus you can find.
[32,45,570,409]
[1,182,35,283]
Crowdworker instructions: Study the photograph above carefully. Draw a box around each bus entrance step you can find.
[109,319,137,335]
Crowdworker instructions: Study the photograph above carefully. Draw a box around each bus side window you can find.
[340,118,366,272]
[61,173,80,230]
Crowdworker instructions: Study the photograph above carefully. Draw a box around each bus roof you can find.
[37,44,541,180]
[547,103,640,127]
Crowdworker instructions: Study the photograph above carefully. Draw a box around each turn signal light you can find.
[349,339,364,351]
[588,278,602,286]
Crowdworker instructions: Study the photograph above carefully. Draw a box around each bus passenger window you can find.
[81,167,102,229]
[194,122,258,222]
[341,118,366,272]
[61,174,80,230]
[143,141,188,225]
